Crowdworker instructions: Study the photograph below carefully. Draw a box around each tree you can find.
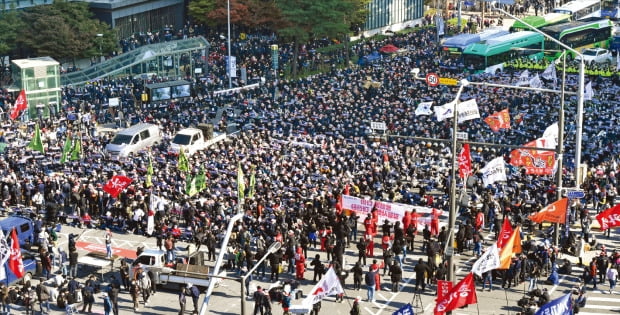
[276,0,350,77]
[189,0,250,28]
[15,1,116,63]
[0,10,22,59]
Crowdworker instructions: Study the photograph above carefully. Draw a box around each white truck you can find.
[130,248,222,289]
[169,124,226,156]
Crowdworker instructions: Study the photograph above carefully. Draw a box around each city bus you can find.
[463,31,545,73]
[540,18,613,59]
[552,0,601,20]
[510,13,571,32]
[440,28,509,62]
[601,0,620,19]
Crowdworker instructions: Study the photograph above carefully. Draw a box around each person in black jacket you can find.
[310,254,324,283]
[357,237,367,266]
[389,261,403,292]
[269,249,282,282]
[351,262,363,290]
[414,258,431,291]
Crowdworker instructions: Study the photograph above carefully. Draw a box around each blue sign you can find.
[567,190,585,199]
[464,1,475,5]
[535,293,572,315]
[393,303,414,315]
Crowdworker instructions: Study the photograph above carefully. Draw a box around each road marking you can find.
[548,275,566,295]
[372,271,416,315]
[588,296,620,302]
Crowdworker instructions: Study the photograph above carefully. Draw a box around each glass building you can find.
[61,36,210,86]
[365,0,425,31]
[10,57,61,120]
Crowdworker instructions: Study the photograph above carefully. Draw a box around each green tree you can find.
[276,0,351,77]
[189,0,250,28]
[0,10,22,60]
[15,1,115,63]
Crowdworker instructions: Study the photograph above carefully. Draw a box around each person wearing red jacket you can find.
[402,211,411,232]
[431,208,440,236]
[295,246,306,280]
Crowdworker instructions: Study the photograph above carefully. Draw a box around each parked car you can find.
[576,48,613,64]
[0,216,34,247]
[5,249,38,285]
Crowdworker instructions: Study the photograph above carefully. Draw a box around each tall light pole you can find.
[492,7,585,187]
[96,33,103,63]
[412,68,469,285]
[227,0,233,89]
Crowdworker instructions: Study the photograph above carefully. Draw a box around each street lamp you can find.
[96,34,103,63]
[240,241,282,315]
[492,7,585,187]
[412,68,468,285]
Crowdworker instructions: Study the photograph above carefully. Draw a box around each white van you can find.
[105,123,161,158]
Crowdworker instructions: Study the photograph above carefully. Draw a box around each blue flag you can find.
[393,303,414,315]
[535,293,572,315]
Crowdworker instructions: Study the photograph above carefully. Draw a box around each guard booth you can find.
[144,80,191,104]
[9,57,61,120]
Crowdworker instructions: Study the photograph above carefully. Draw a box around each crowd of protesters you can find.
[0,13,618,313]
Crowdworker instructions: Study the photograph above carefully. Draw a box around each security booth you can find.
[10,57,61,120]
[144,80,191,105]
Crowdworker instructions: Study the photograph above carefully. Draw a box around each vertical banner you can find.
[225,56,237,78]
[437,280,453,302]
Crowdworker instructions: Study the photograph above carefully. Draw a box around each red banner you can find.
[458,144,472,179]
[434,273,477,315]
[9,90,27,120]
[509,138,555,175]
[436,280,453,302]
[496,218,513,249]
[103,175,133,198]
[596,204,620,231]
[8,229,24,278]
[484,108,511,132]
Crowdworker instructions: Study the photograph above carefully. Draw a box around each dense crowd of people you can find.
[0,11,618,314]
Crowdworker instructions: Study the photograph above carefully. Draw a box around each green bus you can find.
[510,13,571,32]
[463,31,545,73]
[540,18,613,59]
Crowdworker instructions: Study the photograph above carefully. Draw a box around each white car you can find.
[576,48,613,64]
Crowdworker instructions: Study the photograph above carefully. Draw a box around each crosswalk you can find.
[578,291,620,314]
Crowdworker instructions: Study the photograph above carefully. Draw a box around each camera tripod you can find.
[412,289,423,310]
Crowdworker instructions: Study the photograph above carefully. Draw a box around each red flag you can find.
[528,198,568,224]
[596,204,620,230]
[496,218,513,249]
[434,272,477,315]
[498,226,523,269]
[436,280,453,302]
[8,228,24,278]
[103,175,133,198]
[458,144,472,179]
[509,138,555,175]
[9,90,27,120]
[484,109,511,132]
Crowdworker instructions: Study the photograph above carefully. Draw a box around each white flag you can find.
[457,99,480,123]
[617,52,620,72]
[302,267,344,306]
[481,157,507,186]
[415,101,434,116]
[0,229,9,281]
[471,243,500,276]
[529,74,542,89]
[435,101,455,122]
[542,122,558,147]
[541,62,557,84]
[516,69,530,86]
[583,81,594,101]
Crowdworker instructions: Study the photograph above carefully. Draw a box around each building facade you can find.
[364,0,425,36]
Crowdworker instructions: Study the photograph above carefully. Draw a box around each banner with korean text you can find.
[342,195,442,225]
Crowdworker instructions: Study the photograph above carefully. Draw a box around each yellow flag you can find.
[498,226,522,269]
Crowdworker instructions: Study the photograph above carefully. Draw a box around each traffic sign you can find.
[567,190,585,199]
[426,73,439,87]
[439,77,459,86]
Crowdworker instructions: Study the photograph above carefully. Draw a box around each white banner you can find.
[435,101,455,122]
[302,267,344,306]
[542,123,558,147]
[0,229,8,281]
[471,243,500,276]
[415,101,433,116]
[342,195,442,226]
[457,99,480,123]
[516,69,530,86]
[481,157,507,186]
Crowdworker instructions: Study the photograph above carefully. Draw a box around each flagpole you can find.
[553,51,566,246]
